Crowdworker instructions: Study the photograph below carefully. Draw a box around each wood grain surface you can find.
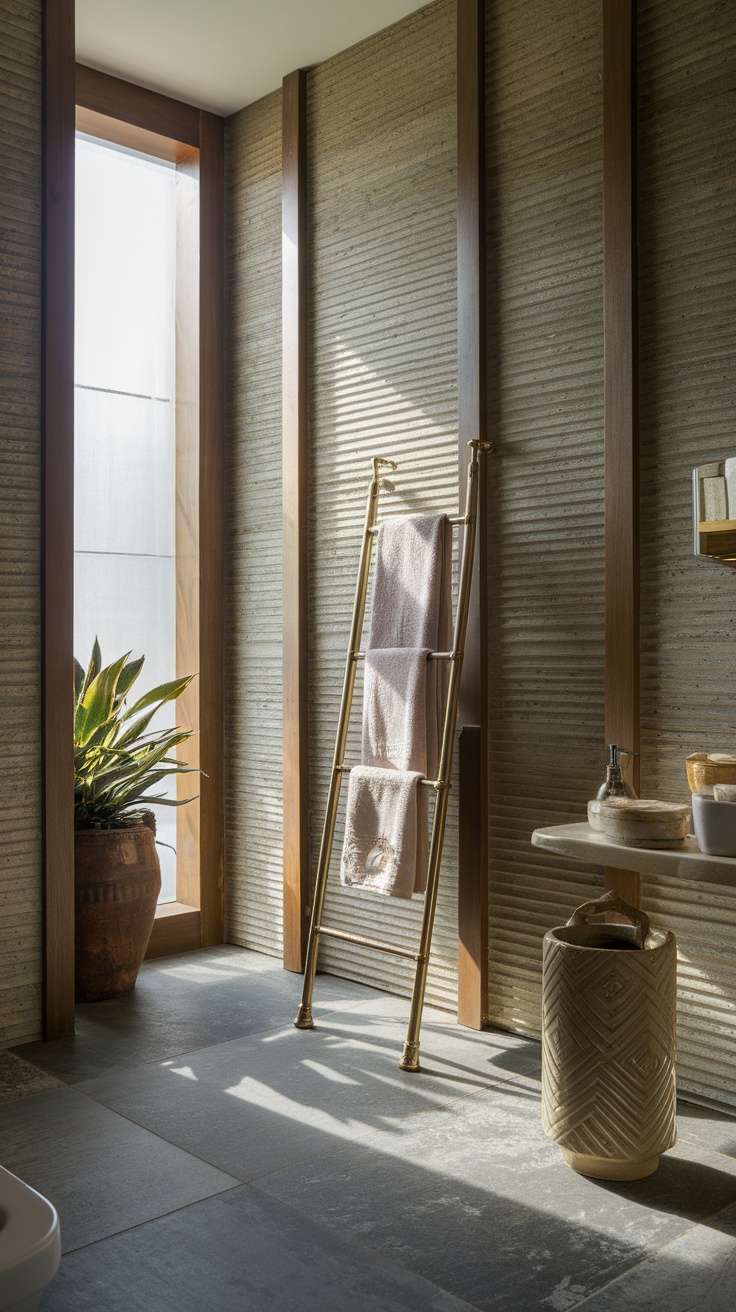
[281,69,310,972]
[457,0,489,1030]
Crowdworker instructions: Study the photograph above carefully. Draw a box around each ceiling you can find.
[75,0,429,117]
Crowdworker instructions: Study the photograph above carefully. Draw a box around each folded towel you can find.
[363,647,443,777]
[340,765,428,899]
[368,514,452,651]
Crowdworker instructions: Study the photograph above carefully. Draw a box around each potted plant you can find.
[74,640,196,1002]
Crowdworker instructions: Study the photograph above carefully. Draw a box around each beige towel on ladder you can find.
[368,514,452,650]
[340,766,428,899]
[362,648,438,774]
[340,512,451,899]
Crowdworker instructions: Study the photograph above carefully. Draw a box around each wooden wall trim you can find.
[456,0,489,1029]
[75,64,200,147]
[198,109,226,947]
[603,0,640,907]
[281,69,310,973]
[42,0,76,1039]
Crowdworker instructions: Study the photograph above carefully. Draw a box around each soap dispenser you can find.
[588,745,637,830]
[596,745,637,801]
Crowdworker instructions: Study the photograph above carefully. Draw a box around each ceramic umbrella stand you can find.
[541,890,677,1181]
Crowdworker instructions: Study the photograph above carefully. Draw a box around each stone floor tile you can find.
[76,1011,539,1182]
[572,1202,736,1311]
[676,1098,736,1161]
[14,948,383,1084]
[0,1086,238,1252]
[0,1051,62,1104]
[255,1077,736,1312]
[12,935,494,1091]
[40,1184,476,1312]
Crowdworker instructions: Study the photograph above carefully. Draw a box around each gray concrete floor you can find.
[2,945,735,1310]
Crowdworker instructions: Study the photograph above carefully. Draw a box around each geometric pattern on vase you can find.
[542,929,677,1164]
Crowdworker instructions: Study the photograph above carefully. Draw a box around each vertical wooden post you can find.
[198,110,225,946]
[42,0,76,1038]
[603,0,640,908]
[456,0,489,1028]
[282,70,310,972]
[174,148,201,914]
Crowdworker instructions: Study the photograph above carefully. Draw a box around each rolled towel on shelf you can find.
[340,766,428,899]
[368,514,452,650]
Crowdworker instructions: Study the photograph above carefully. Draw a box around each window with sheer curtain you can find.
[74,135,184,902]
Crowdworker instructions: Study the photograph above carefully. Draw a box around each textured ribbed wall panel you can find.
[0,1,43,1044]
[224,91,284,957]
[638,0,736,1106]
[307,0,460,1009]
[485,0,605,1036]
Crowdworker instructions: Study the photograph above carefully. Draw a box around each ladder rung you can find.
[353,651,457,661]
[315,924,425,961]
[367,514,467,536]
[334,766,445,789]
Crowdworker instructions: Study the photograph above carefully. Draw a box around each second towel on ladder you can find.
[362,647,441,776]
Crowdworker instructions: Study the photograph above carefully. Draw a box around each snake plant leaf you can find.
[115,705,168,751]
[137,795,199,807]
[74,653,130,747]
[108,770,181,807]
[82,637,103,699]
[74,643,198,830]
[115,654,145,702]
[74,658,85,701]
[122,674,194,721]
[99,740,191,804]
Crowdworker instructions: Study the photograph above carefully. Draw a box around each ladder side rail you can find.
[400,440,490,1070]
[294,458,394,1028]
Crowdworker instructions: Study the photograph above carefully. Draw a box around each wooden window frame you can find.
[75,66,225,960]
[281,69,309,972]
[43,53,225,1038]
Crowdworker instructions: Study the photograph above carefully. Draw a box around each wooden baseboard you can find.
[145,902,201,959]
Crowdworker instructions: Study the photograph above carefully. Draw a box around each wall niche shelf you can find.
[693,464,736,565]
[531,822,736,889]
[696,520,736,565]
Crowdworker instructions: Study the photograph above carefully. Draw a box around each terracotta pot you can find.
[74,825,161,1003]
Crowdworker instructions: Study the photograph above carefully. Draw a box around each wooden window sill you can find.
[145,902,201,959]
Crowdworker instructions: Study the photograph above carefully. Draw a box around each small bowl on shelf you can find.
[692,793,736,857]
[686,752,736,796]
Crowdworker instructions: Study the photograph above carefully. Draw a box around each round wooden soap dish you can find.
[587,798,691,849]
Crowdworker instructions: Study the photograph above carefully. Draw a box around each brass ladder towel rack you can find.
[295,439,492,1070]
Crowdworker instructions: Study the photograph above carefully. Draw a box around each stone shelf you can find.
[531,822,736,889]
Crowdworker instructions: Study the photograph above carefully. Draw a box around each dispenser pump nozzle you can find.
[596,744,638,801]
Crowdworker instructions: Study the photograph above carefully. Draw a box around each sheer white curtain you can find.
[74,136,178,901]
